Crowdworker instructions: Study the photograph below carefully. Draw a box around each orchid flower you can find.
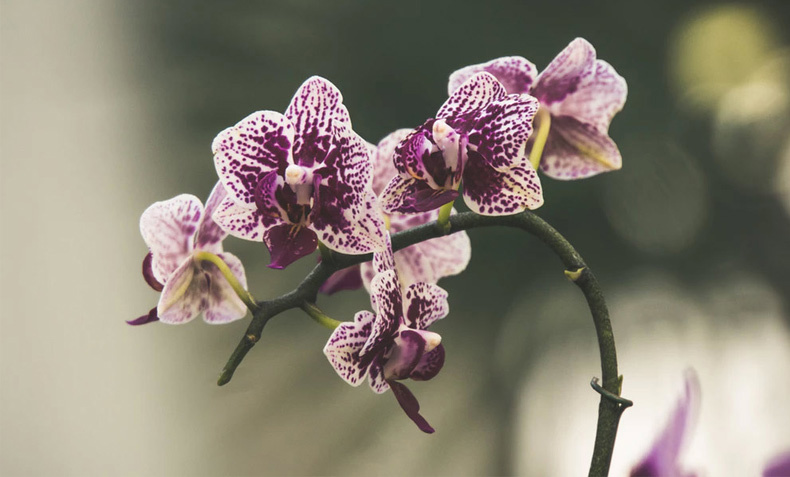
[130,183,249,325]
[323,235,449,433]
[212,76,386,269]
[448,38,627,180]
[321,130,472,295]
[379,72,543,216]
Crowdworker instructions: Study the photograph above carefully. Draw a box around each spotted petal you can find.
[448,56,537,96]
[462,153,543,215]
[391,124,434,183]
[140,194,202,284]
[203,252,248,324]
[540,115,622,180]
[212,196,278,242]
[362,269,401,356]
[263,223,318,269]
[533,38,626,132]
[382,329,427,380]
[195,182,229,253]
[323,310,376,387]
[437,72,507,120]
[403,282,449,329]
[213,110,294,206]
[285,76,344,168]
[310,121,386,255]
[459,93,538,172]
[319,264,363,295]
[372,232,395,276]
[367,353,389,394]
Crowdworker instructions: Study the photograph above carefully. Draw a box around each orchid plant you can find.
[132,38,633,475]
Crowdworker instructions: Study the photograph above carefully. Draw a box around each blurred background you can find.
[2,0,789,475]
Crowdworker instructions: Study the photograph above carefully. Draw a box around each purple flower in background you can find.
[321,130,472,295]
[323,236,449,433]
[130,184,248,325]
[380,72,543,216]
[212,76,386,269]
[763,451,790,477]
[631,371,700,477]
[449,38,627,180]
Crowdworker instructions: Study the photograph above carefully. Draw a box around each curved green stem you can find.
[301,302,341,330]
[193,251,259,313]
[217,211,629,476]
[528,107,551,170]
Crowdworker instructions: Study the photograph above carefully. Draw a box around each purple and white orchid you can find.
[321,130,472,295]
[323,235,449,433]
[448,38,627,180]
[380,72,543,216]
[212,76,386,269]
[130,183,249,325]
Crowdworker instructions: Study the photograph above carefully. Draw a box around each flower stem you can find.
[300,302,341,330]
[436,201,453,233]
[217,211,628,475]
[193,251,259,313]
[528,107,551,170]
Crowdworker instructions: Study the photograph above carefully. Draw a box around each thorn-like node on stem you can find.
[564,267,585,282]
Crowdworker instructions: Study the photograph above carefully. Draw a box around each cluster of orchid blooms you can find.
[131,38,628,433]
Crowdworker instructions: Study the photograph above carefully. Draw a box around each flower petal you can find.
[212,196,276,242]
[140,194,203,284]
[319,264,363,295]
[156,258,206,324]
[403,282,449,329]
[631,370,699,477]
[323,310,376,387]
[461,93,538,172]
[388,380,435,434]
[372,232,395,276]
[462,153,543,215]
[392,123,434,183]
[195,182,229,252]
[397,232,471,287]
[437,72,507,119]
[448,56,537,96]
[540,115,622,180]
[284,76,344,168]
[213,110,294,206]
[310,122,386,255]
[263,223,318,269]
[372,129,412,195]
[127,306,159,326]
[202,252,248,324]
[532,37,597,106]
[362,269,401,356]
[763,451,790,477]
[142,252,164,292]
[410,344,445,381]
[533,39,626,132]
[380,175,458,214]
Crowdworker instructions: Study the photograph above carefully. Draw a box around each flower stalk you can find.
[528,107,551,170]
[301,302,342,330]
[217,210,629,476]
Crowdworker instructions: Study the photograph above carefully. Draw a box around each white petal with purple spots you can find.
[448,56,537,96]
[212,196,278,242]
[437,72,507,120]
[285,76,343,168]
[462,154,544,215]
[195,182,229,253]
[156,258,203,324]
[323,310,376,387]
[213,110,294,206]
[362,269,401,356]
[372,129,412,195]
[532,38,597,107]
[403,282,449,329]
[140,194,202,285]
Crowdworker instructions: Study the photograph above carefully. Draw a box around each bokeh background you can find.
[2,0,790,475]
